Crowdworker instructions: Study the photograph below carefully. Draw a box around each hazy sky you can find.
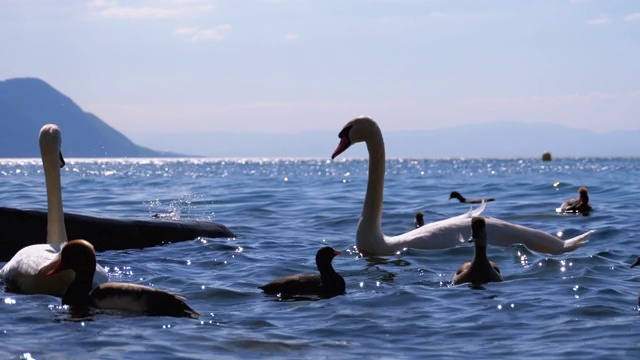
[2,0,639,140]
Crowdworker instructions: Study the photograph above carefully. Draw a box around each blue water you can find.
[1,157,640,359]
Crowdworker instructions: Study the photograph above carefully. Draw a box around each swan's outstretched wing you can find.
[387,216,593,255]
[481,218,592,254]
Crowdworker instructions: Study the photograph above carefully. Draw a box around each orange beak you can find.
[331,137,351,159]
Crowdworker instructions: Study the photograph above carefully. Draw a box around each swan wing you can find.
[0,244,74,295]
[1,244,108,295]
[385,216,593,255]
[482,217,593,254]
[445,201,486,222]
[464,201,485,218]
[1,244,60,280]
[386,204,486,250]
[389,216,474,251]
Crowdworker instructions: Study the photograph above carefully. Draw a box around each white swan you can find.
[0,124,108,296]
[331,116,594,256]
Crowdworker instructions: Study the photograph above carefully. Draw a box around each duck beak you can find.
[631,258,640,268]
[334,250,342,256]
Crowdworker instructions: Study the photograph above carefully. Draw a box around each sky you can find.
[1,0,639,150]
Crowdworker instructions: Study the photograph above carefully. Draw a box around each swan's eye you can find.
[59,152,66,168]
[338,125,353,140]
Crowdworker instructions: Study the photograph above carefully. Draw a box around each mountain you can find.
[0,78,181,157]
[132,121,640,158]
[2,77,637,158]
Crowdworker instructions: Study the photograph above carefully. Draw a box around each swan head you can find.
[47,240,96,277]
[39,124,65,168]
[331,116,380,159]
[469,217,487,246]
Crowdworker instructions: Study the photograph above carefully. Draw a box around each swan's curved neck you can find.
[43,154,67,245]
[361,128,385,229]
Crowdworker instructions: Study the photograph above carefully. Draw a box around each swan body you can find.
[0,124,108,296]
[49,240,199,318]
[331,116,594,256]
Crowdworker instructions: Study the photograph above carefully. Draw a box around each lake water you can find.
[1,157,640,359]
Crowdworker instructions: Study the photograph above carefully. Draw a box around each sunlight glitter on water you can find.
[4,298,16,305]
[2,157,639,358]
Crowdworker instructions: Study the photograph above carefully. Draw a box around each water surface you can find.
[1,157,639,359]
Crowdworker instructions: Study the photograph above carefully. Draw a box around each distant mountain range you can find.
[0,78,180,157]
[134,122,640,159]
[1,77,638,158]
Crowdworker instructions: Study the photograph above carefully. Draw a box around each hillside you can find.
[2,77,638,159]
[0,78,181,157]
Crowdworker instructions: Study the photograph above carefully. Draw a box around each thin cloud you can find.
[100,6,185,19]
[160,0,210,4]
[174,25,231,42]
[259,0,303,4]
[88,0,215,20]
[284,33,299,41]
[87,0,117,7]
[625,12,640,22]
[587,14,610,25]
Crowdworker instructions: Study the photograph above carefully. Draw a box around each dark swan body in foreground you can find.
[331,116,594,256]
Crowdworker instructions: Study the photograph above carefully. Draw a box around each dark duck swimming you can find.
[48,239,199,318]
[259,246,345,298]
[559,186,592,215]
[449,191,495,204]
[452,217,503,286]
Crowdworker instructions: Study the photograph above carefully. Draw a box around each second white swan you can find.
[331,116,594,256]
[0,124,109,296]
